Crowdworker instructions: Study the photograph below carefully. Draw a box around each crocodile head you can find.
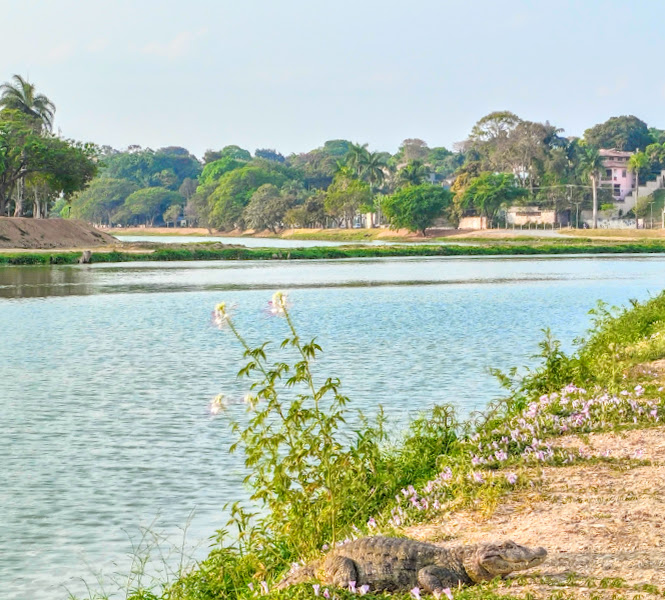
[463,540,547,582]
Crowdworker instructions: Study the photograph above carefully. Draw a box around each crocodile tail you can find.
[275,561,321,589]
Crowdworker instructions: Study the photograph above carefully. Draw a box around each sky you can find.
[1,0,664,158]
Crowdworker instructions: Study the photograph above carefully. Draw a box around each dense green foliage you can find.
[382,184,452,234]
[4,72,665,233]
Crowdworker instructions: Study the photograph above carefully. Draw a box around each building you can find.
[599,149,634,202]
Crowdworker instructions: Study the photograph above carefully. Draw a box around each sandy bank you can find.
[0,217,117,249]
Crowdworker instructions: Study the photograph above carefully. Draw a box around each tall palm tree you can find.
[0,75,56,216]
[578,147,604,229]
[345,142,370,178]
[628,151,650,229]
[0,75,56,132]
[362,151,388,190]
[397,160,430,187]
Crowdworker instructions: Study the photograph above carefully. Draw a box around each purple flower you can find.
[313,583,321,596]
[359,584,370,595]
[506,472,518,485]
[323,589,330,599]
[260,581,269,595]
[367,517,377,529]
[348,580,357,593]
[472,472,485,484]
[411,587,422,599]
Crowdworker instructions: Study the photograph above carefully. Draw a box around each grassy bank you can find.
[6,240,665,266]
[77,289,665,600]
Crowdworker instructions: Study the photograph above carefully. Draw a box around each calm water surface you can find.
[112,234,478,246]
[1,255,664,599]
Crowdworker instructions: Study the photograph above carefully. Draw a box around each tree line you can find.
[3,74,665,232]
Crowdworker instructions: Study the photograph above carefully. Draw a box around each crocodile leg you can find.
[326,555,359,589]
[417,565,466,592]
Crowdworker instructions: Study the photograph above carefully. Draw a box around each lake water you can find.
[2,255,665,599]
[113,234,394,247]
[112,234,479,247]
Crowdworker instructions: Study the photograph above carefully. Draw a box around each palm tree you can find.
[0,75,56,132]
[578,147,604,229]
[0,75,56,216]
[345,143,370,178]
[362,151,388,190]
[397,160,430,187]
[628,151,650,229]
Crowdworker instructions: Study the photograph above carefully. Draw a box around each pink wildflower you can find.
[411,587,422,599]
[313,583,320,596]
[359,584,370,595]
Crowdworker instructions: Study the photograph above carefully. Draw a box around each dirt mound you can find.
[0,217,117,249]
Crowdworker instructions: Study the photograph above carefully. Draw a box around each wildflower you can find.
[322,544,329,551]
[209,394,227,415]
[494,450,508,462]
[313,583,320,596]
[472,472,485,484]
[367,517,377,529]
[434,589,453,600]
[506,472,518,485]
[348,580,356,593]
[247,582,254,592]
[268,290,289,316]
[260,581,269,595]
[359,584,370,595]
[212,302,232,329]
[411,587,422,599]
[323,589,330,599]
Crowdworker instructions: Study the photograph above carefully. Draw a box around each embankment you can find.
[0,217,117,249]
[4,240,665,265]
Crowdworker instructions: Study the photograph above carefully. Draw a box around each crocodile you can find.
[277,536,547,594]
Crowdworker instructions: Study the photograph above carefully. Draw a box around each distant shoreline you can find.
[4,240,665,265]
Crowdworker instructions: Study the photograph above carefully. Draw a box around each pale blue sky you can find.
[1,0,664,158]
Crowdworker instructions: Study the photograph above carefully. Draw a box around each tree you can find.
[69,178,138,225]
[578,146,605,228]
[163,203,182,227]
[284,191,326,228]
[0,110,97,217]
[115,187,183,226]
[466,111,521,172]
[397,139,429,162]
[207,164,291,230]
[628,151,650,228]
[345,142,370,177]
[584,116,652,152]
[254,148,285,163]
[382,184,452,235]
[324,175,372,227]
[243,184,291,233]
[0,75,55,132]
[397,160,430,187]
[456,172,527,223]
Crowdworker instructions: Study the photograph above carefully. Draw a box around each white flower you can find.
[209,394,227,415]
[268,291,289,316]
[212,302,233,329]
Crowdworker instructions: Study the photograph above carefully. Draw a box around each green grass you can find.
[5,240,665,266]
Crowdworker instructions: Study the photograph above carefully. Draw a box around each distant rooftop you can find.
[599,148,634,157]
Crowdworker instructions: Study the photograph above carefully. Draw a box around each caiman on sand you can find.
[277,536,547,594]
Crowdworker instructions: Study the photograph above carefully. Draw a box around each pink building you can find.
[599,149,634,201]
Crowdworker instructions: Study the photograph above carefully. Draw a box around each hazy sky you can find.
[1,0,664,158]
